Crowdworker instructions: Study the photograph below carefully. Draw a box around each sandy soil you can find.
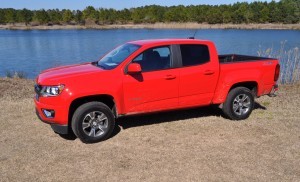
[0,78,299,181]
[1,23,300,30]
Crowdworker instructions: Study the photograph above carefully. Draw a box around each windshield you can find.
[97,43,141,70]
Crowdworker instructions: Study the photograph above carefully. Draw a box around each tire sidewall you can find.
[226,88,254,120]
[72,102,115,143]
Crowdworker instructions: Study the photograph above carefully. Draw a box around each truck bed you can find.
[219,54,273,63]
[215,55,279,101]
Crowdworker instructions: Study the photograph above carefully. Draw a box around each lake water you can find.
[0,29,299,78]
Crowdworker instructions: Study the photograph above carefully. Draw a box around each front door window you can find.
[133,46,171,72]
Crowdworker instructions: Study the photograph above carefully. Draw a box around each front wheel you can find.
[71,102,115,143]
[222,87,254,120]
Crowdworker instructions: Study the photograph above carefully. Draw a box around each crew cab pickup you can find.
[34,39,280,143]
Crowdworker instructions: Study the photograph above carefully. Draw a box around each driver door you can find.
[123,46,179,114]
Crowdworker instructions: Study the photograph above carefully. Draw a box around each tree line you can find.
[0,0,299,25]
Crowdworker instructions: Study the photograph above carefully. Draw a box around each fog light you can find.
[42,109,55,118]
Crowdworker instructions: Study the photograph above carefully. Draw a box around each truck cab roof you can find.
[128,39,213,46]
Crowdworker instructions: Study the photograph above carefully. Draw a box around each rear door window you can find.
[180,44,210,67]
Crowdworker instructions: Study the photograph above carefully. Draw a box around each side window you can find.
[180,44,210,67]
[133,46,171,72]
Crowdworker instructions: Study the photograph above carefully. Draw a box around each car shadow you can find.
[57,126,121,141]
[254,102,267,110]
[117,105,222,130]
[58,133,77,140]
[117,102,267,130]
[57,102,266,141]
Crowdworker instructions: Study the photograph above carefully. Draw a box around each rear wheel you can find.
[222,87,254,120]
[71,102,115,143]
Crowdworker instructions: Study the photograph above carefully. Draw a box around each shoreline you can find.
[1,23,300,30]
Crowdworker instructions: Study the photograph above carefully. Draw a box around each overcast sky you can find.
[0,0,275,10]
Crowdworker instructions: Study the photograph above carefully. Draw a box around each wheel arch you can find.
[213,81,258,104]
[229,81,258,97]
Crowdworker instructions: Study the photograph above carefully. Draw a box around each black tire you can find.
[71,102,115,143]
[222,87,254,120]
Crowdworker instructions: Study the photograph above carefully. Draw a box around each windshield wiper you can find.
[97,63,107,70]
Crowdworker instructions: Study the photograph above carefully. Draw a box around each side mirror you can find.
[127,63,142,74]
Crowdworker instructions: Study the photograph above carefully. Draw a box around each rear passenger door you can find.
[178,44,219,107]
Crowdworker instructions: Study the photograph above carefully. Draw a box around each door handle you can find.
[164,75,176,80]
[204,70,215,75]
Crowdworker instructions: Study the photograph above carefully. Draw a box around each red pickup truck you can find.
[34,39,280,143]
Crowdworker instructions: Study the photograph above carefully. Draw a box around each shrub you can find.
[258,42,300,84]
[5,71,27,79]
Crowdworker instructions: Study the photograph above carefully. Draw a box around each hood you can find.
[37,63,103,85]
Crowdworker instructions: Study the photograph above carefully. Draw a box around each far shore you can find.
[1,23,300,30]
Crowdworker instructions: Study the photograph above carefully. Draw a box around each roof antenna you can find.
[188,29,198,39]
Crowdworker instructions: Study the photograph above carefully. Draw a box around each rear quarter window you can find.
[180,44,210,67]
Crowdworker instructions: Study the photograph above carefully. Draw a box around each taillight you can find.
[274,64,280,82]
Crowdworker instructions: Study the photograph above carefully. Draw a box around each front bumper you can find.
[34,93,70,134]
[51,124,69,134]
[35,108,69,134]
[34,96,68,125]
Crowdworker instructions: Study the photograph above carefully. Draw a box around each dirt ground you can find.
[0,78,299,181]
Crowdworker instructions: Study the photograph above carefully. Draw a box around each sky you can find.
[0,0,274,10]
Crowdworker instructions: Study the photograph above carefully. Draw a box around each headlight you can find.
[39,85,64,97]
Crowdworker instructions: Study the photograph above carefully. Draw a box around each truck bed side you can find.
[212,59,279,104]
[219,54,273,63]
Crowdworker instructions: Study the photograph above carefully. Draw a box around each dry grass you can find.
[1,23,300,30]
[0,78,299,181]
[258,43,300,84]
